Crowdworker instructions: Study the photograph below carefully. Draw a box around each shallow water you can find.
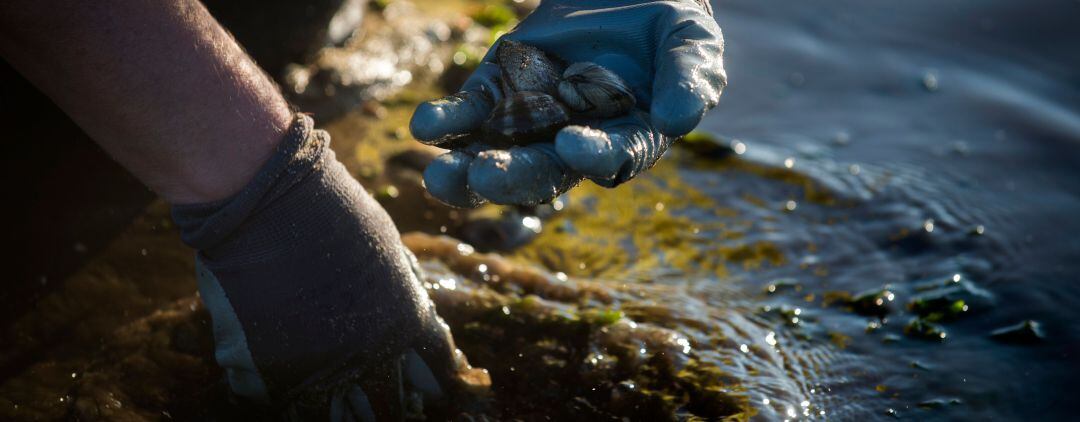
[507,0,1080,419]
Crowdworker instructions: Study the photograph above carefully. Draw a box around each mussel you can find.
[557,62,636,118]
[496,40,563,95]
[482,91,570,145]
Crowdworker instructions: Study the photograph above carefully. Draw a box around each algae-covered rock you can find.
[908,277,994,322]
[847,287,897,318]
[403,233,751,420]
[677,131,737,159]
[904,317,947,341]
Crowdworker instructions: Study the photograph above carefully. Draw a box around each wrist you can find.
[160,110,292,205]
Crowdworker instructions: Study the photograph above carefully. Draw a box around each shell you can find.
[482,91,570,145]
[557,62,636,118]
[496,40,563,95]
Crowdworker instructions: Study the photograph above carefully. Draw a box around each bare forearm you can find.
[0,0,292,203]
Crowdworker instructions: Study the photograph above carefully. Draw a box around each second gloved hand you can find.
[410,0,726,207]
[174,115,487,420]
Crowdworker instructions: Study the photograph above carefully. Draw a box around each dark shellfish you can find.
[482,91,570,145]
[496,40,564,95]
[557,62,636,118]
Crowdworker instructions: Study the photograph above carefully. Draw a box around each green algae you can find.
[470,3,517,28]
[511,158,786,281]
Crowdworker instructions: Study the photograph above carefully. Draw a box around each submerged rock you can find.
[989,320,1045,344]
[904,317,947,341]
[910,277,995,321]
[676,131,737,159]
[847,287,897,317]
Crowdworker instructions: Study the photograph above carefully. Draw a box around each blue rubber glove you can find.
[174,116,486,420]
[411,0,725,207]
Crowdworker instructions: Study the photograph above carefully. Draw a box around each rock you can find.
[904,317,947,341]
[989,320,1045,344]
[909,278,995,322]
[203,0,366,76]
[676,131,736,159]
[847,287,897,317]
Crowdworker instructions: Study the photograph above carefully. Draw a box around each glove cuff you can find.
[172,114,318,251]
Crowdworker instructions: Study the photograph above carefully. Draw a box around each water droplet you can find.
[922,70,939,92]
[731,140,747,154]
[521,216,542,233]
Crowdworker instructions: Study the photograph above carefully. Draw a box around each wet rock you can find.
[203,0,365,76]
[457,207,550,252]
[847,287,897,317]
[989,320,1045,344]
[757,304,805,328]
[676,131,736,159]
[284,0,482,120]
[909,278,994,321]
[403,233,749,420]
[917,397,962,409]
[904,317,947,341]
[69,297,228,421]
[763,278,801,294]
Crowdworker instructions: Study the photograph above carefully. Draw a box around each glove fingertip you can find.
[467,147,578,206]
[555,125,624,180]
[409,101,447,143]
[423,152,485,208]
[410,91,494,145]
[650,91,707,137]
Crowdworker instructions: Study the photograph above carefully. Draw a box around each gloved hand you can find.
[173,115,487,420]
[410,0,726,207]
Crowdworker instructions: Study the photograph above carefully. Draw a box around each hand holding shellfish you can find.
[410,0,726,207]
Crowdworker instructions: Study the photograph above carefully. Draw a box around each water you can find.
[508,0,1080,419]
